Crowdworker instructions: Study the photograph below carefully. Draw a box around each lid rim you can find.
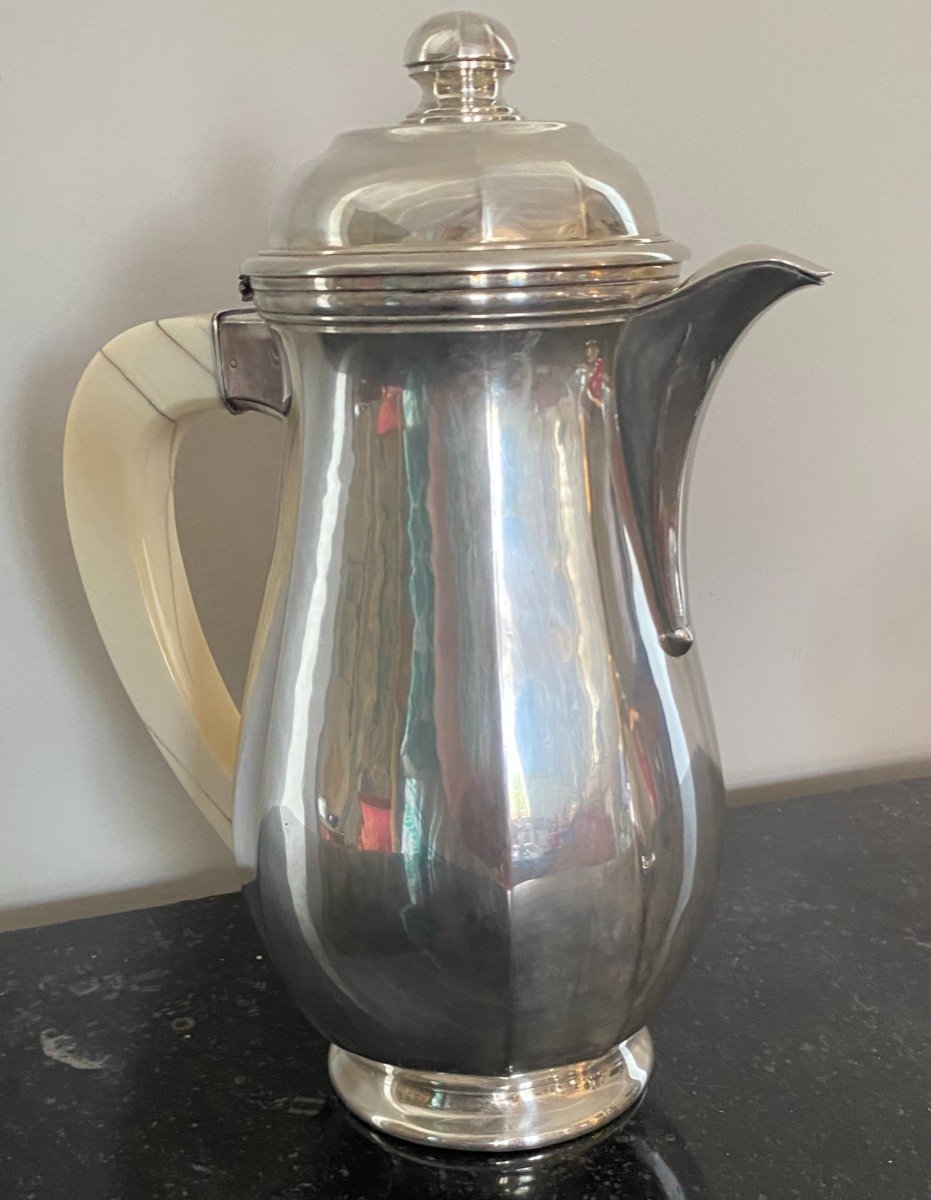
[244,263,680,327]
[244,239,689,282]
[247,286,677,331]
[246,263,678,293]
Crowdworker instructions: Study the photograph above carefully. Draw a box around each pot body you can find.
[234,320,724,1075]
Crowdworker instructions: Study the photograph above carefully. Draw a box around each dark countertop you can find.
[1,781,928,1199]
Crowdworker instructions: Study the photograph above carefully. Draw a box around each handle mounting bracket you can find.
[213,309,291,418]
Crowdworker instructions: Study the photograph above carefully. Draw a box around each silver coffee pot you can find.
[64,11,827,1152]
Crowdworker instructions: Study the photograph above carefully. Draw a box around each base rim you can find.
[328,1028,654,1152]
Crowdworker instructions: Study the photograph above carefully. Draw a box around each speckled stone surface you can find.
[1,782,928,1199]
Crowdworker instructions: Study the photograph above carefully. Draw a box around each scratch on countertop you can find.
[40,1029,113,1071]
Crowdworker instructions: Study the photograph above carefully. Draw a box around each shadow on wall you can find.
[6,146,286,924]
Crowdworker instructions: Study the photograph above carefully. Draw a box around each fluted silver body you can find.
[223,12,829,1148]
[233,318,726,1076]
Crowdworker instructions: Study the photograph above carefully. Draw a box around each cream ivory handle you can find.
[64,316,239,847]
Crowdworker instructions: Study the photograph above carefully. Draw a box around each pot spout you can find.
[614,245,830,656]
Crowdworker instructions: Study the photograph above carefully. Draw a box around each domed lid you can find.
[243,12,687,328]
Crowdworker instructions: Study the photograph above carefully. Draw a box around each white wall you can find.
[2,0,929,928]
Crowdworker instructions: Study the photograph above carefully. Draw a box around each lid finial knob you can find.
[403,11,521,124]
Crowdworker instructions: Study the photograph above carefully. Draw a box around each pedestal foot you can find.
[328,1027,653,1152]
